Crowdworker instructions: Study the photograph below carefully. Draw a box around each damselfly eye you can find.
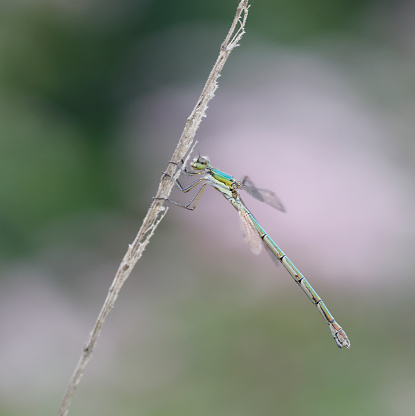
[198,156,209,165]
[191,155,209,170]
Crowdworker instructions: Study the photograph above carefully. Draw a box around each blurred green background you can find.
[1,0,415,415]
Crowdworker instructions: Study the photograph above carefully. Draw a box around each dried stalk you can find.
[57,1,250,415]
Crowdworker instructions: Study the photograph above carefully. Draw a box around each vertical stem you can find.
[57,2,250,415]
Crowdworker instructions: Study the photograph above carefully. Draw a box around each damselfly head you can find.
[191,155,210,171]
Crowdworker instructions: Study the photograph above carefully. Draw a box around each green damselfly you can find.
[159,155,350,349]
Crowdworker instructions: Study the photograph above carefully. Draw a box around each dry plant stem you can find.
[57,1,250,415]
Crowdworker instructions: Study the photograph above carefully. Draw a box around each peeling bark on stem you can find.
[57,1,250,415]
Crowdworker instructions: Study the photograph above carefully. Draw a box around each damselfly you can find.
[159,156,350,349]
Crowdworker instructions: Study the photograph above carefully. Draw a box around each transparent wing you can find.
[239,209,262,255]
[241,176,285,212]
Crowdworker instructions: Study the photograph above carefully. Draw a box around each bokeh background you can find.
[1,1,415,415]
